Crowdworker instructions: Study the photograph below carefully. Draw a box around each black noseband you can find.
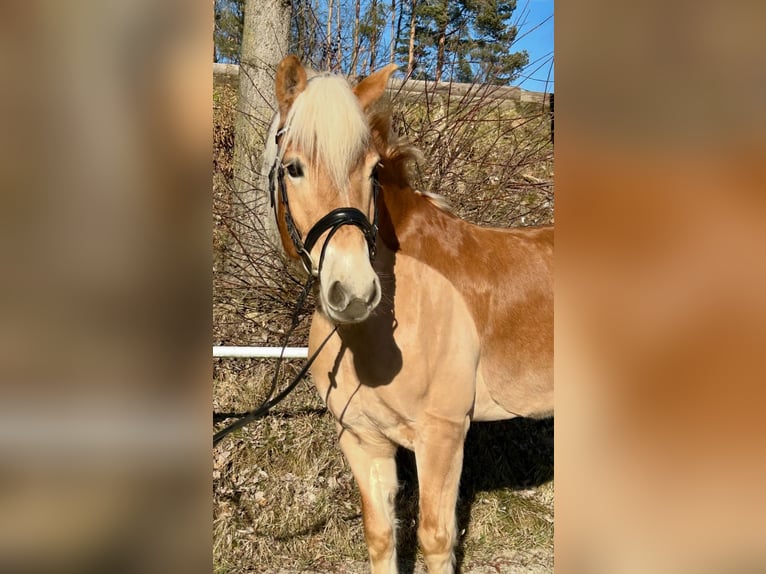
[304,207,378,260]
[269,158,380,276]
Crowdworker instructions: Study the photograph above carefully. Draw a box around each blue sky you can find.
[511,0,554,92]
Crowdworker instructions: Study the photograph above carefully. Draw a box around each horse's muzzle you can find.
[324,279,380,324]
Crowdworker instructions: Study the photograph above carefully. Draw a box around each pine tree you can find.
[359,0,388,74]
[465,0,528,84]
[406,0,528,85]
[214,0,245,63]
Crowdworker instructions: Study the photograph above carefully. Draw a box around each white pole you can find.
[213,346,309,359]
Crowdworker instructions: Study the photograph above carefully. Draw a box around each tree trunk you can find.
[350,0,362,76]
[231,0,291,267]
[389,0,396,64]
[295,0,305,56]
[325,0,334,69]
[352,0,361,75]
[395,0,406,65]
[336,0,342,71]
[435,31,446,83]
[368,0,378,73]
[407,0,416,76]
[434,0,448,83]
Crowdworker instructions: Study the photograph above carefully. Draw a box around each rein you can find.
[213,275,337,447]
[213,125,380,447]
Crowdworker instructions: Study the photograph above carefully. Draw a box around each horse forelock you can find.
[281,74,370,189]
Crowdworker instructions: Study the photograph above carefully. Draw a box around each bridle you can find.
[268,126,380,277]
[213,127,381,447]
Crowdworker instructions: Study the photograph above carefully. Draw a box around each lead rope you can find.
[214,127,375,446]
[213,275,337,447]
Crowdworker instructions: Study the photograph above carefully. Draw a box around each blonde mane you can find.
[367,98,455,214]
[260,69,453,252]
[280,73,370,189]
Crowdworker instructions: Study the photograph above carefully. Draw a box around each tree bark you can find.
[407,0,417,76]
[336,0,342,71]
[435,31,446,83]
[352,0,361,75]
[389,0,396,64]
[395,0,406,65]
[231,0,291,265]
[368,0,378,73]
[325,0,334,69]
[435,0,449,84]
[350,0,362,76]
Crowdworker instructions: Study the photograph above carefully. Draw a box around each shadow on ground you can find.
[394,417,554,574]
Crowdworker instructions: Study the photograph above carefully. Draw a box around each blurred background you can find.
[0,1,211,572]
[1,0,765,572]
[556,1,766,571]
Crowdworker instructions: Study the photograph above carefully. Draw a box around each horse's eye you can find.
[285,162,303,178]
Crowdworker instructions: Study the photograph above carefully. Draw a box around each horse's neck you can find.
[378,175,553,366]
[379,178,471,281]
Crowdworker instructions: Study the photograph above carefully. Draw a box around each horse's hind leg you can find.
[338,428,399,574]
[415,415,470,574]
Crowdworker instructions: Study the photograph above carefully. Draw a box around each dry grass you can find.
[213,79,554,573]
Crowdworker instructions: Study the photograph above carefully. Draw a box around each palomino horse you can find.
[262,55,553,574]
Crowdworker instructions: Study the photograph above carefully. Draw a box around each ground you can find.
[213,78,554,573]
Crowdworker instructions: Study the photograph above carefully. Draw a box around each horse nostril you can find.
[367,281,379,306]
[328,280,347,309]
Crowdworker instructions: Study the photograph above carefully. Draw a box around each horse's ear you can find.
[275,55,308,119]
[353,63,398,112]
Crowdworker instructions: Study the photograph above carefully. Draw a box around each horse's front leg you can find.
[338,427,399,574]
[415,415,470,574]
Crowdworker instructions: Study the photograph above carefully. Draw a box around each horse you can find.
[261,55,553,574]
